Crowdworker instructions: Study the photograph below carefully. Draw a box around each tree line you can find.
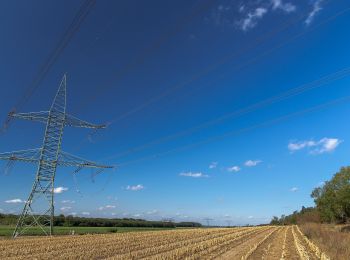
[271,166,350,225]
[0,214,202,228]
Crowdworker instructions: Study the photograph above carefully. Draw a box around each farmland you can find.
[0,225,329,259]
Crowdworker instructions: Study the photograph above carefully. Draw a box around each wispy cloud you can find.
[271,0,296,13]
[210,1,297,32]
[98,205,116,211]
[227,166,241,172]
[244,160,262,167]
[133,214,142,218]
[81,212,90,216]
[126,184,144,191]
[288,140,317,151]
[290,187,298,192]
[241,7,268,31]
[313,138,342,154]
[305,0,323,25]
[288,138,342,154]
[179,172,209,178]
[60,206,72,211]
[209,162,218,169]
[5,198,24,204]
[61,200,75,204]
[54,187,68,194]
[146,209,159,215]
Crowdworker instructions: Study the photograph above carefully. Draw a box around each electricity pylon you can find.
[0,75,113,238]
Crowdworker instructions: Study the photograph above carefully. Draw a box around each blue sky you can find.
[1,0,350,225]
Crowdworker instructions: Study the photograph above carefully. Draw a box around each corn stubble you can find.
[0,226,330,259]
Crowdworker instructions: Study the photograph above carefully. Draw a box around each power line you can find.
[71,3,350,156]
[116,95,350,167]
[72,4,321,151]
[101,67,350,161]
[94,7,350,160]
[88,1,349,145]
[105,2,343,126]
[80,4,350,165]
[74,0,219,113]
[1,0,96,133]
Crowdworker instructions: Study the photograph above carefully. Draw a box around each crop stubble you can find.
[0,225,329,259]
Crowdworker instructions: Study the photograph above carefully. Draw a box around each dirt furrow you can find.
[280,226,300,260]
[246,226,285,259]
[214,227,278,259]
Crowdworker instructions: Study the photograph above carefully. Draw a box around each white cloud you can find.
[248,216,254,219]
[227,166,241,172]
[244,160,262,167]
[54,187,68,194]
[209,162,218,169]
[61,200,75,204]
[241,7,268,31]
[147,209,159,215]
[5,199,24,204]
[290,187,298,192]
[81,212,90,216]
[98,205,116,211]
[126,184,144,191]
[288,138,342,154]
[313,138,342,154]
[271,0,296,13]
[179,172,209,178]
[239,5,245,13]
[60,206,72,211]
[70,212,77,216]
[133,214,142,218]
[305,0,323,25]
[288,140,317,151]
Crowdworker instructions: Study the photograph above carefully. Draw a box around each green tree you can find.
[311,166,350,223]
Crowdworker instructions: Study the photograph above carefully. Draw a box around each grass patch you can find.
[0,225,173,237]
[300,223,350,259]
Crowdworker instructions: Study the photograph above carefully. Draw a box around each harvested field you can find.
[0,225,330,259]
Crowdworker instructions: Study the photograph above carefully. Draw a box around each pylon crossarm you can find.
[0,148,42,163]
[9,110,105,129]
[9,111,49,124]
[64,114,106,129]
[58,150,113,169]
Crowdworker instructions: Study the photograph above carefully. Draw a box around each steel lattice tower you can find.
[0,75,113,237]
